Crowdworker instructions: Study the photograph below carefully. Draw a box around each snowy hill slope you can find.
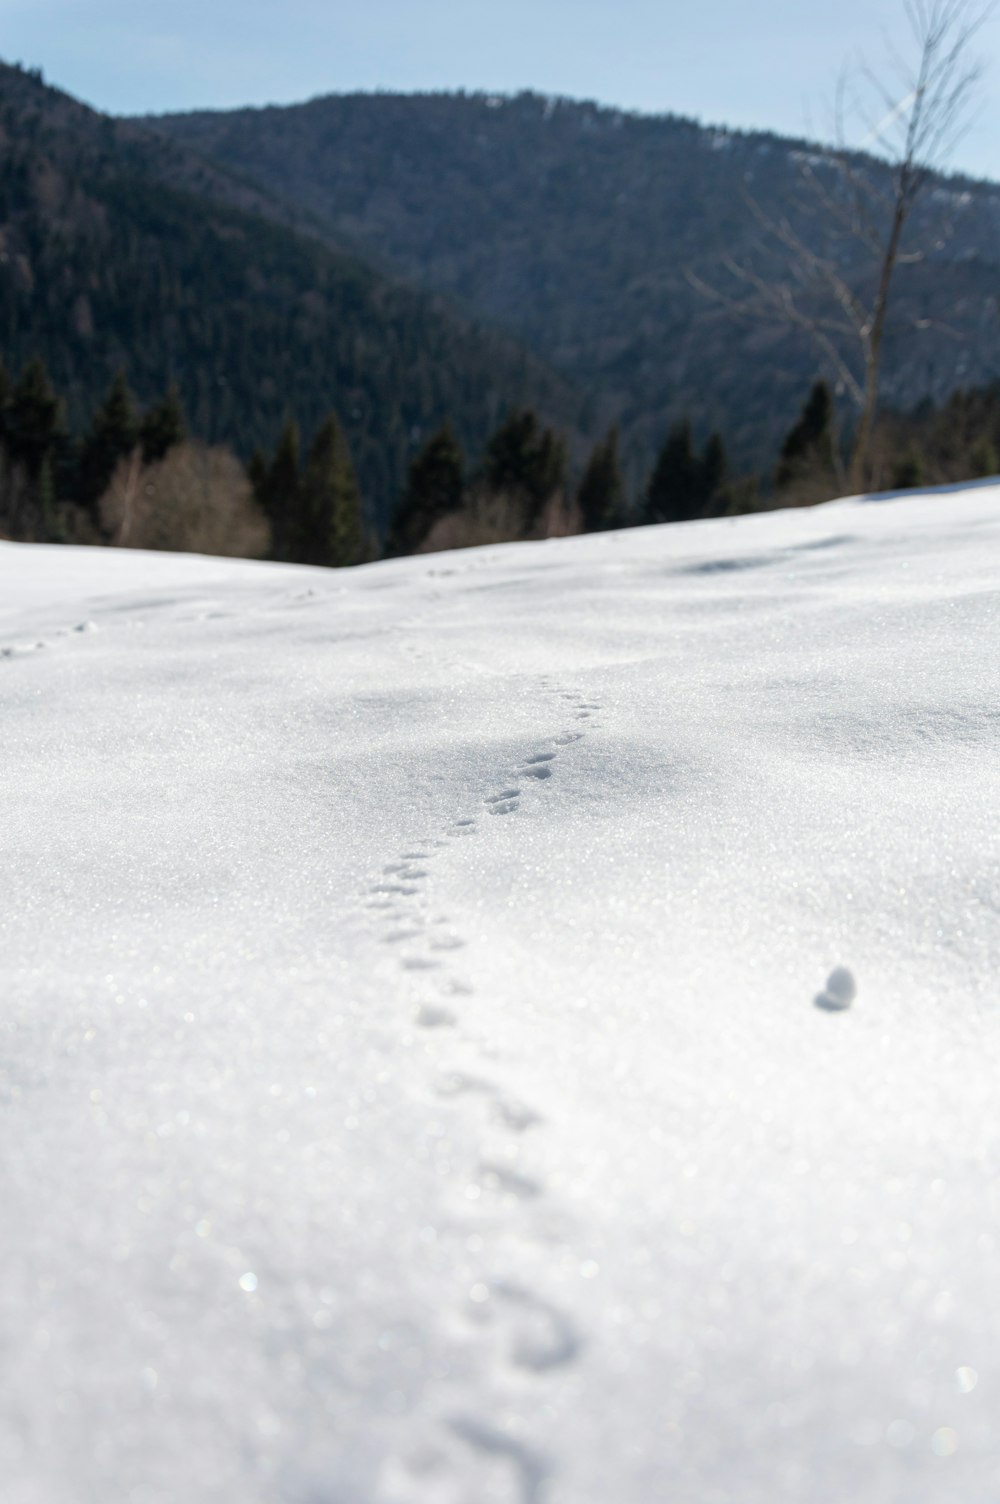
[2,485,1000,1503]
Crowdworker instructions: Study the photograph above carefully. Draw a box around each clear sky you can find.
[3,0,999,179]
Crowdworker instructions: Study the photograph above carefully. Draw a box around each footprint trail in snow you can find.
[365,679,603,1502]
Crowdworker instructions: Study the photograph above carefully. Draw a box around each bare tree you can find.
[690,0,993,491]
[99,442,270,558]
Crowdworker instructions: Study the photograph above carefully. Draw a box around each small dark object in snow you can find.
[815,966,856,1012]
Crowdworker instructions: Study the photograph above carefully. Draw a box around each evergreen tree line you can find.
[382,378,1000,555]
[382,406,791,556]
[759,377,1000,506]
[5,353,1000,565]
[0,359,188,544]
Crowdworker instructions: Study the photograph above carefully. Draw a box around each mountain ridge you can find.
[0,62,587,526]
[142,86,1000,476]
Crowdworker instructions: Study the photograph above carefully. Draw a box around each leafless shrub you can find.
[418,484,580,553]
[99,441,270,558]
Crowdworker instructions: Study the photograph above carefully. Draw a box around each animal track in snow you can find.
[492,1097,544,1134]
[437,1073,544,1134]
[429,934,466,952]
[487,796,520,816]
[360,683,595,1491]
[1,640,47,660]
[476,1161,543,1201]
[447,1416,549,1504]
[416,1003,457,1029]
[383,928,422,946]
[470,1281,582,1373]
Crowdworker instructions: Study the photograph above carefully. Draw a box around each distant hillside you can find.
[0,65,585,526]
[144,89,1000,477]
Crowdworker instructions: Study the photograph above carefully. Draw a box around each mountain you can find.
[0,64,585,526]
[143,89,1000,479]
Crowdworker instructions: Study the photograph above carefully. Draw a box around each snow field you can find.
[2,481,1000,1502]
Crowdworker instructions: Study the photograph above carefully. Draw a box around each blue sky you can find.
[3,0,999,178]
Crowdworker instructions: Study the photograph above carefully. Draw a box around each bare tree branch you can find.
[689,0,994,489]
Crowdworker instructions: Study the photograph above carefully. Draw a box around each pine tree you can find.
[0,362,11,450]
[4,359,64,540]
[247,447,269,505]
[300,412,364,568]
[77,370,140,513]
[7,358,62,477]
[260,419,300,561]
[891,446,926,490]
[700,431,729,515]
[970,435,998,479]
[140,385,186,464]
[774,381,837,492]
[386,423,464,557]
[644,417,703,523]
[484,408,567,531]
[577,426,623,532]
[532,428,568,515]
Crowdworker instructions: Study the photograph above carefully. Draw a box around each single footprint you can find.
[519,765,552,781]
[402,956,441,972]
[477,1161,542,1200]
[493,1097,544,1133]
[416,1004,457,1029]
[436,1071,495,1101]
[472,1281,582,1372]
[552,732,583,745]
[448,1417,549,1504]
[430,934,466,952]
[485,789,520,805]
[383,928,422,945]
[488,800,519,816]
[436,1074,543,1134]
[523,752,555,765]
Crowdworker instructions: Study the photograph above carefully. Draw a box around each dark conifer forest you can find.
[2,60,1000,562]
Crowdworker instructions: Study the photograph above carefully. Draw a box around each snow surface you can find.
[2,483,1000,1504]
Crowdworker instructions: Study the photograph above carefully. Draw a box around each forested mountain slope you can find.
[146,89,1000,475]
[0,65,585,524]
